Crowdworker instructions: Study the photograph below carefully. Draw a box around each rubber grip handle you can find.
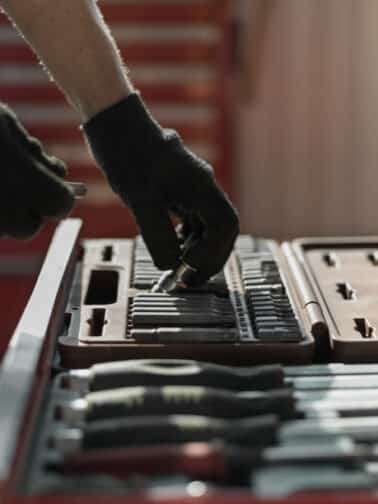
[85,387,295,421]
[82,414,278,449]
[89,359,284,392]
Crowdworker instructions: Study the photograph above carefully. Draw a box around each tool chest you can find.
[3,219,378,504]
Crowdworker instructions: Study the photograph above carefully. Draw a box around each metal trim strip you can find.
[0,219,82,486]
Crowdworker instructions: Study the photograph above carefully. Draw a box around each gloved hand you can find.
[0,103,74,239]
[83,93,239,284]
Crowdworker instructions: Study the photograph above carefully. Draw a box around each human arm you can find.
[0,0,239,280]
[0,0,134,120]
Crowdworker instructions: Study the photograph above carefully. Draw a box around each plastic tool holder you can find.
[58,236,314,368]
[290,237,378,362]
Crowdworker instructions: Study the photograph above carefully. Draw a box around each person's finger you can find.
[172,207,205,245]
[7,112,68,179]
[31,162,74,218]
[37,150,67,179]
[28,136,67,178]
[132,202,181,270]
[1,210,43,239]
[182,188,239,284]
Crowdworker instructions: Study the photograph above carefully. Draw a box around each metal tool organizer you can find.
[3,220,378,502]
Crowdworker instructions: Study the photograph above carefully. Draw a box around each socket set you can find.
[58,235,315,368]
[24,359,378,497]
[58,235,378,367]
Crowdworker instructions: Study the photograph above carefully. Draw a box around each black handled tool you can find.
[53,414,278,452]
[64,359,285,394]
[61,437,360,481]
[59,386,295,423]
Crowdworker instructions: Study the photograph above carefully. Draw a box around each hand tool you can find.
[60,437,361,481]
[286,363,378,376]
[129,327,238,342]
[133,249,228,295]
[286,374,378,390]
[59,378,378,427]
[295,388,378,402]
[297,398,378,418]
[280,416,378,443]
[131,312,235,327]
[152,262,197,293]
[62,359,285,394]
[52,414,278,453]
[58,386,295,424]
[252,465,374,498]
[132,293,232,305]
[67,182,87,198]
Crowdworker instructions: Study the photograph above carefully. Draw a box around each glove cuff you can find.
[82,93,175,169]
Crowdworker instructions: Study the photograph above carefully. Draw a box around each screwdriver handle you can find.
[81,386,295,422]
[88,359,285,392]
[63,443,236,480]
[82,414,278,450]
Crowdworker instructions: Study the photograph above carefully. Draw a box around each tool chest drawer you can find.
[3,220,378,504]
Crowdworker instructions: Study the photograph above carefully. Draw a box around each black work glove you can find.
[83,93,239,284]
[0,103,74,239]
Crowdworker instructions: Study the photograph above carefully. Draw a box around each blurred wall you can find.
[236,0,378,239]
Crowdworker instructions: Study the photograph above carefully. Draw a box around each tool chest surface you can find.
[3,220,378,504]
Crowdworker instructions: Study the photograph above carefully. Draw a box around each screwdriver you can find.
[253,464,374,498]
[61,437,360,481]
[63,361,378,396]
[54,415,378,452]
[58,385,295,424]
[52,414,278,453]
[61,359,285,394]
[59,384,378,424]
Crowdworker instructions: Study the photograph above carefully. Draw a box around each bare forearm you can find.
[0,0,134,120]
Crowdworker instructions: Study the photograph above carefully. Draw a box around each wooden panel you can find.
[237,0,378,238]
